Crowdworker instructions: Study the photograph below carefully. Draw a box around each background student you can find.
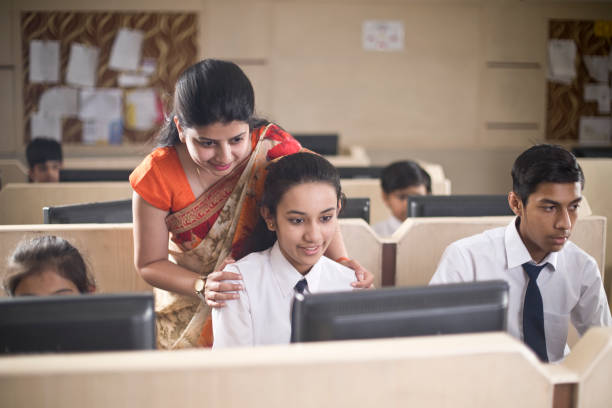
[25,137,63,183]
[213,153,356,347]
[3,235,96,296]
[430,144,611,362]
[372,160,431,237]
[130,59,373,349]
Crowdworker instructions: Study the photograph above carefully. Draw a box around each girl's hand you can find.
[340,258,375,289]
[204,257,242,308]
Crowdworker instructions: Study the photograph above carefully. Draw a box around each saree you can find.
[154,123,302,349]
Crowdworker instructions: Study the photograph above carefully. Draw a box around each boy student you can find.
[26,137,63,183]
[430,144,611,362]
[372,160,431,237]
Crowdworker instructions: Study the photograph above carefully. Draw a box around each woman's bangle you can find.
[335,256,350,264]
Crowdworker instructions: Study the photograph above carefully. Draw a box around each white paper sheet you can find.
[579,116,611,145]
[125,88,159,131]
[548,39,576,84]
[140,58,157,75]
[583,55,609,83]
[109,28,144,71]
[362,21,404,51]
[66,43,100,87]
[31,111,62,141]
[82,118,123,145]
[118,72,149,87]
[29,40,60,83]
[39,87,78,118]
[79,88,123,120]
[584,84,611,114]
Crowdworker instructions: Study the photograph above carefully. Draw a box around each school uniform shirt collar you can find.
[269,241,324,297]
[504,217,558,271]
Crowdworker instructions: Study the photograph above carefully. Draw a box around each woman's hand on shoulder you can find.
[340,258,375,289]
[205,257,243,307]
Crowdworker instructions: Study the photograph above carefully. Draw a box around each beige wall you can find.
[1,1,611,192]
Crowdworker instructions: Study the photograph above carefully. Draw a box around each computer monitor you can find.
[291,280,508,343]
[338,197,370,223]
[407,195,514,217]
[0,293,156,353]
[337,166,384,179]
[293,134,339,156]
[60,168,133,182]
[43,199,133,224]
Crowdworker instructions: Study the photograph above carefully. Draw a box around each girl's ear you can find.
[260,206,276,231]
[337,198,342,214]
[173,116,185,143]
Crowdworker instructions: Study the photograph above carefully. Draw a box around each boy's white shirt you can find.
[212,241,356,348]
[372,215,402,237]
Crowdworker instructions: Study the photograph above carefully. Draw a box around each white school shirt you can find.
[372,216,402,237]
[212,241,357,348]
[430,218,611,362]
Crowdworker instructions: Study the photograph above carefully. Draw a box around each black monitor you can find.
[291,280,508,343]
[293,134,339,155]
[407,195,514,217]
[338,197,370,223]
[571,146,612,158]
[60,168,133,182]
[0,293,156,353]
[337,166,384,179]
[43,199,133,224]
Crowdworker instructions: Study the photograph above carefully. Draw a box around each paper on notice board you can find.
[109,28,144,71]
[579,116,611,145]
[29,40,60,83]
[583,55,609,83]
[118,72,149,87]
[31,111,62,141]
[362,21,404,51]
[66,43,100,87]
[548,39,576,84]
[39,87,78,118]
[584,84,611,114]
[79,88,123,120]
[82,118,123,145]
[125,88,160,131]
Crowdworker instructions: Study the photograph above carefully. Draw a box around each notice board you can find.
[21,11,198,145]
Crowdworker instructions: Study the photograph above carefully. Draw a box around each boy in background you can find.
[372,160,431,237]
[26,138,63,183]
[430,144,611,362]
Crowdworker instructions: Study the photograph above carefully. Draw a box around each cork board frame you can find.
[21,11,198,145]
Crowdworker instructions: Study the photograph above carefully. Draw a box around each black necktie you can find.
[522,262,548,362]
[294,278,308,294]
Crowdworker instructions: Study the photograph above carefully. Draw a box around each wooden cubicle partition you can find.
[0,223,149,295]
[0,182,132,224]
[0,332,566,408]
[0,159,29,186]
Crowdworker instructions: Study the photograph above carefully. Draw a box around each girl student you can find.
[3,235,95,297]
[130,59,373,349]
[212,152,358,347]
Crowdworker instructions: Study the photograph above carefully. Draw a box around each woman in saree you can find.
[130,59,373,349]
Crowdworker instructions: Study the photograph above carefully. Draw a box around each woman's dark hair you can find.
[3,235,95,296]
[157,59,255,147]
[249,152,343,252]
[512,144,584,205]
[381,160,431,194]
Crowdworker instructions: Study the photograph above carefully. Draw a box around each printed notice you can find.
[29,40,60,83]
[31,111,62,141]
[109,28,144,71]
[579,116,611,145]
[125,88,160,131]
[548,39,576,84]
[583,55,609,83]
[66,43,100,87]
[584,84,611,114]
[363,21,404,51]
[39,87,79,118]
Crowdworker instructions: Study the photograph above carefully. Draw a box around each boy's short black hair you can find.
[381,160,431,194]
[25,138,63,169]
[511,144,584,205]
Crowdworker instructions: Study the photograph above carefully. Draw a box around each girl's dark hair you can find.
[3,235,95,296]
[157,59,255,147]
[381,160,431,194]
[512,144,584,205]
[249,152,343,252]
